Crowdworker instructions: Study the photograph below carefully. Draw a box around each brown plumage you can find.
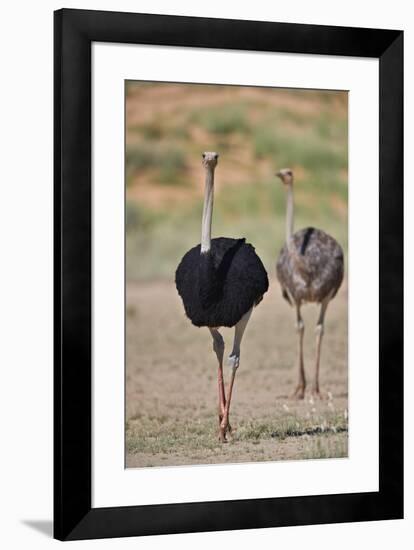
[275,168,344,399]
[276,227,344,306]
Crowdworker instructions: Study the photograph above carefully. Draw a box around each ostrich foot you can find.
[290,385,306,400]
[219,421,233,443]
[219,428,228,443]
[218,413,232,441]
[219,409,233,443]
[311,387,325,400]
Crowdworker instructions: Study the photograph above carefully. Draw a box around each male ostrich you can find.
[275,168,344,399]
[175,152,269,442]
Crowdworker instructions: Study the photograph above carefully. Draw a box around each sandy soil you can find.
[126,280,348,468]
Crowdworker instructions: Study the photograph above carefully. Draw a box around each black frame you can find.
[54,9,403,541]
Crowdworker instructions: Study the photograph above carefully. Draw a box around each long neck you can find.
[285,183,294,245]
[200,167,215,253]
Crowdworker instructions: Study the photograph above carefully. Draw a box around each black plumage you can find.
[176,237,269,328]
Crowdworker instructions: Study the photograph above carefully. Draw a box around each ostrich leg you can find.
[220,308,252,442]
[209,328,230,438]
[291,303,306,399]
[312,296,331,398]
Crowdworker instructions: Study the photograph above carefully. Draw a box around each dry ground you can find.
[126,280,348,468]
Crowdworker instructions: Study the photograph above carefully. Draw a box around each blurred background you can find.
[125,82,348,468]
[126,82,348,282]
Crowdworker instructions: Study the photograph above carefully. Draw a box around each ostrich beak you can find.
[275,171,283,179]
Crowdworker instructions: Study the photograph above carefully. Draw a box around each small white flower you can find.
[309,396,315,405]
[311,407,316,413]
[327,391,333,401]
[283,404,289,412]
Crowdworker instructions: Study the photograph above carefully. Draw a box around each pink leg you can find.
[209,328,229,442]
[220,366,237,440]
[220,309,252,440]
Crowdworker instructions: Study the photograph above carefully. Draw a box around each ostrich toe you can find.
[291,385,306,400]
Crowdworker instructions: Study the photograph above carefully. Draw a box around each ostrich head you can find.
[202,151,219,170]
[276,168,294,185]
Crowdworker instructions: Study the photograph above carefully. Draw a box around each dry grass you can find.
[126,281,348,468]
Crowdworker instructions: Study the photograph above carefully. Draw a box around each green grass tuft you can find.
[191,104,250,135]
[126,143,187,185]
[253,126,347,174]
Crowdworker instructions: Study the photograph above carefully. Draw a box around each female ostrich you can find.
[175,152,269,442]
[276,168,344,399]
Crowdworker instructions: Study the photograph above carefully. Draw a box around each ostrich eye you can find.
[202,153,206,159]
[214,154,219,159]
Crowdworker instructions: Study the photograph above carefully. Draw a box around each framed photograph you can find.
[54,9,403,540]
